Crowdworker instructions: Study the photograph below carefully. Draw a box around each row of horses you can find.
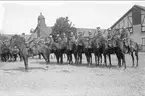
[0,40,23,62]
[1,33,140,71]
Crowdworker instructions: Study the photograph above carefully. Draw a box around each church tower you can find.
[37,12,46,37]
[38,12,46,27]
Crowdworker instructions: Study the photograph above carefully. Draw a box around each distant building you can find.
[27,13,107,43]
[111,5,145,46]
[76,28,107,38]
[27,12,52,43]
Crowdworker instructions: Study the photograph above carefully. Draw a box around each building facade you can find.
[27,13,107,43]
[111,5,145,46]
[27,13,52,43]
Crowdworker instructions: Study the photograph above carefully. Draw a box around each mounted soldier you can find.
[69,32,75,43]
[55,34,62,43]
[77,32,84,46]
[88,30,92,40]
[61,32,68,43]
[121,27,130,40]
[95,27,103,40]
[107,28,113,40]
[120,27,131,54]
[49,34,54,45]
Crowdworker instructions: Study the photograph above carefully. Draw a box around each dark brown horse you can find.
[111,36,126,68]
[83,38,93,66]
[50,40,68,64]
[67,40,78,64]
[123,38,140,67]
[10,35,29,70]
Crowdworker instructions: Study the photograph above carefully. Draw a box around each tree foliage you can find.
[52,16,77,38]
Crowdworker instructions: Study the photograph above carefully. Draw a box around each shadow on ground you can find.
[31,60,121,69]
[1,66,46,72]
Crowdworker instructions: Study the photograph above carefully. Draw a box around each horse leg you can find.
[90,53,92,65]
[67,53,70,63]
[60,53,63,64]
[70,53,73,64]
[101,54,102,65]
[74,53,78,64]
[122,53,126,69]
[56,54,59,64]
[41,53,48,64]
[78,52,80,64]
[39,54,41,59]
[47,53,50,64]
[19,53,23,61]
[131,52,134,67]
[108,54,112,67]
[85,53,88,65]
[67,51,70,64]
[97,55,100,66]
[95,54,97,66]
[116,53,121,67]
[103,54,107,67]
[135,51,139,67]
[23,56,28,71]
[80,53,82,64]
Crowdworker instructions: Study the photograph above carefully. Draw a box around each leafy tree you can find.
[52,16,77,39]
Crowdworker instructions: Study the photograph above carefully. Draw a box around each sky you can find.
[0,1,145,35]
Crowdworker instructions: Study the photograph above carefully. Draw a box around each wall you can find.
[130,24,145,44]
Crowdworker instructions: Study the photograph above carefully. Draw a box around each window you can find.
[141,14,145,32]
[142,26,145,32]
[142,38,145,45]
[128,16,132,27]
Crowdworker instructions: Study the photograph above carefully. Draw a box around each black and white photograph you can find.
[0,1,144,96]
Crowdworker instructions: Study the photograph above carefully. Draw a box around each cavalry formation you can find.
[0,28,141,71]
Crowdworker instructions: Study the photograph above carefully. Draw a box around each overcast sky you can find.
[0,1,145,34]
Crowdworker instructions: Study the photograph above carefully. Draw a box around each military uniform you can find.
[33,38,38,45]
[62,33,68,43]
[77,32,84,46]
[57,34,62,43]
[49,35,54,44]
[121,27,131,53]
[69,32,75,43]
[107,28,113,40]
[121,27,130,40]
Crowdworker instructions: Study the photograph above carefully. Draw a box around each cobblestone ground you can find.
[0,53,145,96]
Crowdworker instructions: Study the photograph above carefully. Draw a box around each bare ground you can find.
[0,53,145,96]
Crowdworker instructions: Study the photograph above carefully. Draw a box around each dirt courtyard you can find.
[0,53,145,96]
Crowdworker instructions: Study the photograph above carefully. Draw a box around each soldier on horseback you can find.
[49,34,54,44]
[107,28,113,40]
[77,32,84,46]
[69,32,75,43]
[62,33,68,43]
[88,30,92,39]
[95,27,103,39]
[55,34,62,43]
[121,27,131,54]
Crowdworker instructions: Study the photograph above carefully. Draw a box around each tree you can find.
[52,16,77,39]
